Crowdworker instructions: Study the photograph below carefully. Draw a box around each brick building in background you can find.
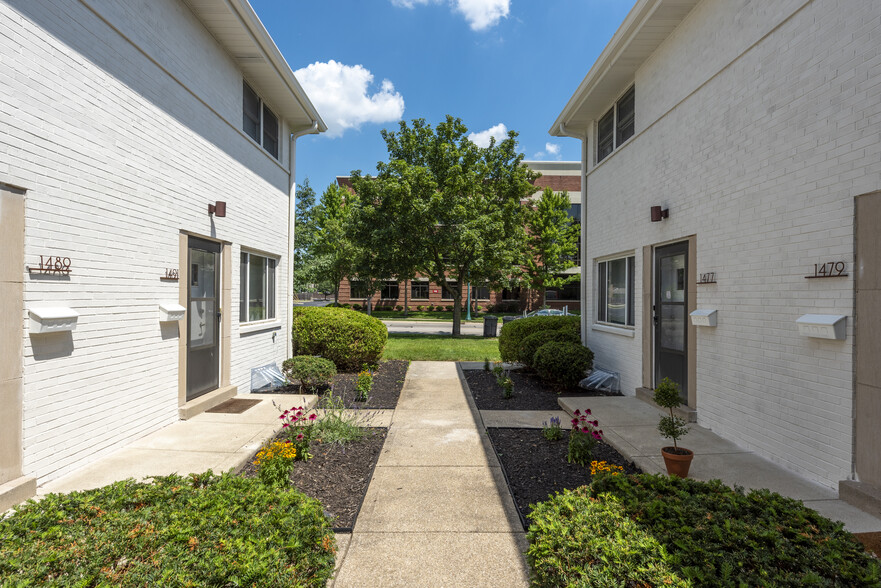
[334,161,582,312]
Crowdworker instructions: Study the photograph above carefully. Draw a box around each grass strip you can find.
[382,333,501,361]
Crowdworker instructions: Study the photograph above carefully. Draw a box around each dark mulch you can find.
[854,531,881,558]
[241,429,387,532]
[261,360,408,409]
[488,428,640,527]
[464,368,619,411]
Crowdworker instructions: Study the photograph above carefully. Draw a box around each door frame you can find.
[642,236,697,408]
[178,232,232,408]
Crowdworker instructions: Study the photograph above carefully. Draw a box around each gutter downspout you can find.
[287,121,320,359]
[557,122,589,346]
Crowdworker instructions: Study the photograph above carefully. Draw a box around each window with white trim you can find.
[243,81,279,159]
[240,251,277,322]
[597,86,634,163]
[597,256,634,326]
[411,280,429,300]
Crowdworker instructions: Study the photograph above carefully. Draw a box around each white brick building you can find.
[0,0,325,509]
[551,0,881,498]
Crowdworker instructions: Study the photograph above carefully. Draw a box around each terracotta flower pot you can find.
[661,446,694,478]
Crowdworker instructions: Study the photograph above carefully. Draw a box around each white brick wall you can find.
[1,0,294,483]
[583,0,881,488]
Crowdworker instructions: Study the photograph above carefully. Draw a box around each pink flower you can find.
[585,409,592,415]
[282,423,289,428]
[573,409,581,416]
[308,414,317,421]
[296,433,305,441]
[291,416,299,422]
[571,419,579,426]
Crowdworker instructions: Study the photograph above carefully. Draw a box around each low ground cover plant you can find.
[0,472,336,587]
[291,307,387,370]
[282,355,337,392]
[498,315,580,362]
[533,341,593,388]
[541,416,562,441]
[528,473,881,587]
[254,440,298,486]
[355,367,373,401]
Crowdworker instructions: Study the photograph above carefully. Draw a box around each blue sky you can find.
[248,0,637,193]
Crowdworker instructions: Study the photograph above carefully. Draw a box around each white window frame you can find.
[411,280,430,300]
[243,80,280,160]
[596,85,635,164]
[240,251,277,323]
[596,254,635,327]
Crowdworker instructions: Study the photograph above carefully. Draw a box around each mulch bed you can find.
[261,359,408,409]
[464,367,620,410]
[853,531,881,558]
[241,428,387,532]
[488,428,640,527]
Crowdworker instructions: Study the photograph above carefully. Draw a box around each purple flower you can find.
[574,409,581,416]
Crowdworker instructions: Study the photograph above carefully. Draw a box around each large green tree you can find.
[522,187,580,310]
[351,116,538,335]
[311,183,357,303]
[292,178,318,292]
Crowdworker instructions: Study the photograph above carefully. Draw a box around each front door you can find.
[187,237,221,400]
[654,242,688,403]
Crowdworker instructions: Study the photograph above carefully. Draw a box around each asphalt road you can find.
[382,320,495,336]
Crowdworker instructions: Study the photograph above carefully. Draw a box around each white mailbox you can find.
[159,303,186,322]
[690,309,717,327]
[796,314,846,340]
[29,307,79,334]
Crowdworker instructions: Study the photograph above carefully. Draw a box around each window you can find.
[380,280,399,299]
[596,86,635,163]
[597,256,634,326]
[441,281,458,300]
[411,280,429,300]
[474,283,491,300]
[546,277,580,301]
[567,203,581,223]
[242,81,280,160]
[239,252,276,322]
[349,280,369,299]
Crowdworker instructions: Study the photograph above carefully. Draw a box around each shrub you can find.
[556,474,881,587]
[282,355,337,392]
[533,341,593,389]
[498,315,580,362]
[427,305,435,311]
[417,305,425,311]
[352,303,362,311]
[291,307,387,371]
[445,305,454,312]
[0,472,336,586]
[254,440,297,486]
[528,487,687,588]
[517,328,580,368]
[395,305,402,311]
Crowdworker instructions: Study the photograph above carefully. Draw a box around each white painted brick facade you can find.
[1,0,296,483]
[582,0,881,488]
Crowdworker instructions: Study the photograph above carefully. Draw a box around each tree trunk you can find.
[452,294,462,336]
[334,285,339,305]
[404,279,409,318]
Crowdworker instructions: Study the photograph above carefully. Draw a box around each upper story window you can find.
[243,81,280,160]
[596,86,635,163]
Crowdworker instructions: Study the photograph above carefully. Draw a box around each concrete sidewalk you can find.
[558,395,881,533]
[332,361,529,587]
[38,393,317,496]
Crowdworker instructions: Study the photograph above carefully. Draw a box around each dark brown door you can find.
[187,237,221,400]
[654,241,688,403]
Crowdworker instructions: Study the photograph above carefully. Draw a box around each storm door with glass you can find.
[187,237,221,400]
[653,242,688,403]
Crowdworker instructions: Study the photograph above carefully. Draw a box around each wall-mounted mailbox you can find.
[690,309,717,327]
[796,314,846,340]
[159,303,186,322]
[29,307,79,334]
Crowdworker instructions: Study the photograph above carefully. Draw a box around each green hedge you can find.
[0,472,336,586]
[533,341,593,388]
[282,355,337,392]
[528,474,881,587]
[291,307,387,371]
[517,329,581,368]
[498,315,580,363]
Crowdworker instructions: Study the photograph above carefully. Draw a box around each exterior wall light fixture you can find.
[650,205,669,222]
[209,201,227,217]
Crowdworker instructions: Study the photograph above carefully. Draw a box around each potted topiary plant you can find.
[653,377,693,477]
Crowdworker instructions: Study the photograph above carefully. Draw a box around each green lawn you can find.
[382,333,501,361]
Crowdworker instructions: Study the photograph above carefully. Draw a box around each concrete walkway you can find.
[332,361,529,587]
[558,395,881,533]
[37,393,317,496]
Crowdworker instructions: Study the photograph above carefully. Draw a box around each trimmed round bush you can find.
[517,329,581,368]
[527,474,881,587]
[0,472,336,586]
[291,307,387,371]
[532,341,593,388]
[282,355,337,392]
[498,315,580,363]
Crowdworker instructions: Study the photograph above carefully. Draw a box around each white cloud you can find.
[545,142,560,155]
[294,60,405,138]
[532,142,563,160]
[468,123,508,148]
[390,0,509,30]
